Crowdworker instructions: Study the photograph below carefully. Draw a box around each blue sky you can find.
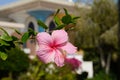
[0,0,18,6]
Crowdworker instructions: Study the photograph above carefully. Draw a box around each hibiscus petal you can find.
[37,45,55,63]
[36,32,53,46]
[52,30,68,46]
[54,50,65,67]
[61,42,77,54]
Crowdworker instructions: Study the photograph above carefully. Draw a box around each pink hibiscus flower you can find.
[36,30,77,67]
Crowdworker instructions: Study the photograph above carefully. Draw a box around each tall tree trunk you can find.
[100,52,105,68]
[105,53,111,74]
[98,46,105,68]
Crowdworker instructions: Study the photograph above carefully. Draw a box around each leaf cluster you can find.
[37,8,80,31]
[0,28,19,60]
[0,27,37,60]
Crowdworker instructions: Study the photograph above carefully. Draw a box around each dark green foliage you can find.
[75,0,118,49]
[90,0,118,33]
[83,50,101,74]
[62,15,72,24]
[100,24,118,50]
[74,19,100,49]
[86,71,116,80]
[0,47,29,79]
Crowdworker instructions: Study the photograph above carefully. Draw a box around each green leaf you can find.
[0,34,13,41]
[37,20,48,29]
[33,31,37,36]
[63,8,69,15]
[0,27,12,41]
[15,29,22,35]
[0,39,10,46]
[28,28,37,36]
[28,28,34,32]
[54,9,60,17]
[62,15,72,24]
[14,41,23,44]
[0,27,9,36]
[0,52,8,60]
[54,16,61,26]
[11,36,19,41]
[55,24,66,30]
[21,32,30,43]
[28,28,34,34]
[73,17,80,20]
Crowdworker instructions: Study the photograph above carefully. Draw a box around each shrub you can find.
[0,47,29,79]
